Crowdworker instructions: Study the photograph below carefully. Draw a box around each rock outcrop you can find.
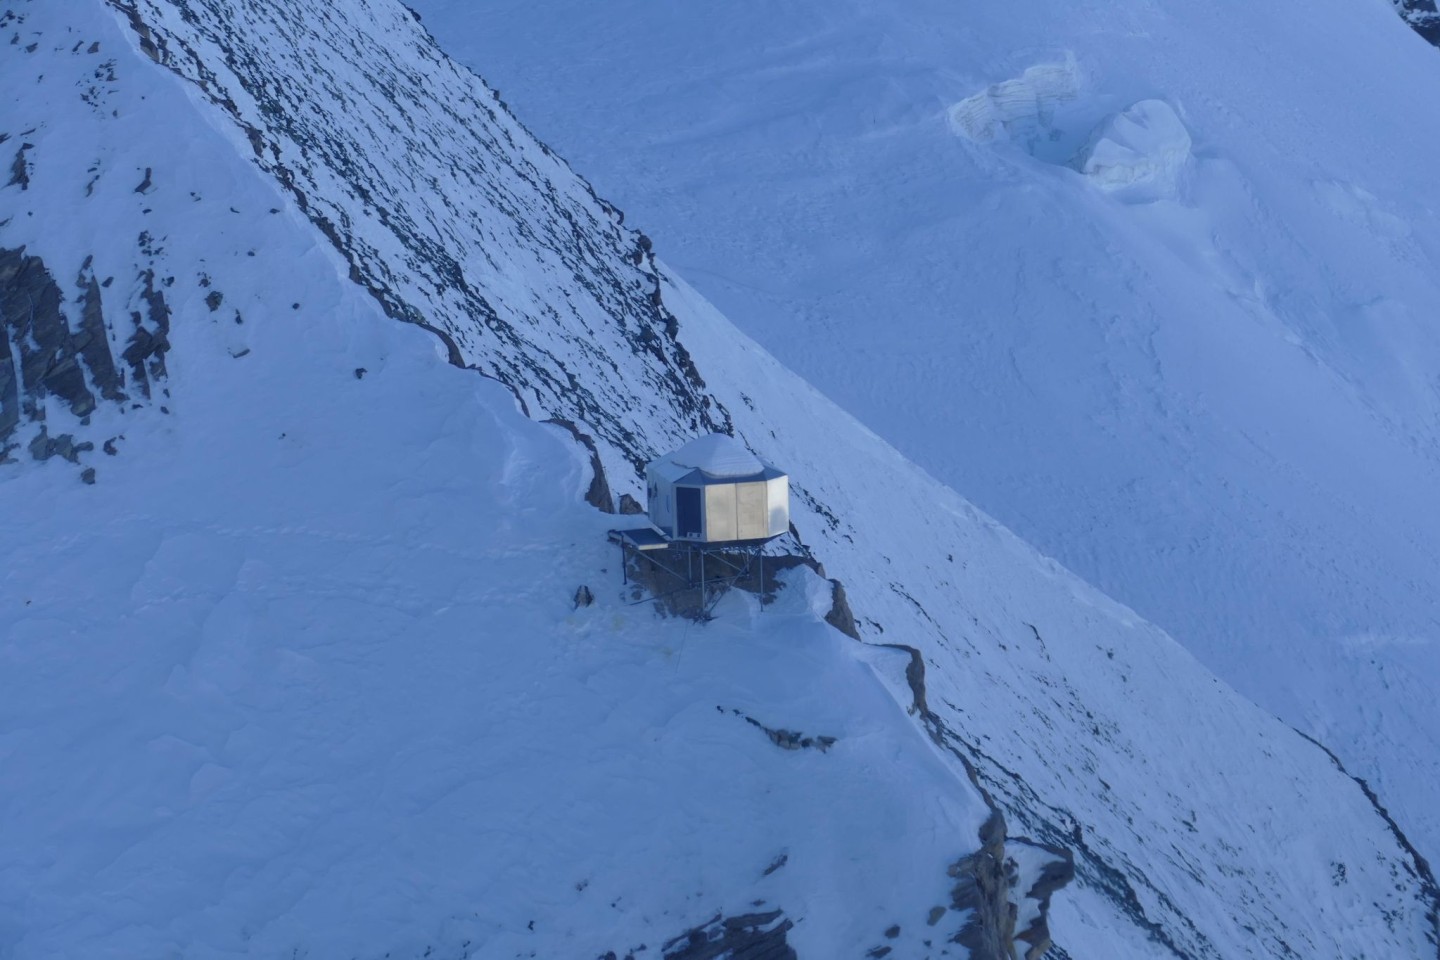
[1395,0,1440,45]
[0,248,128,458]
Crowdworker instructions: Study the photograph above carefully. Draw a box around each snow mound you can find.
[948,58,1080,145]
[661,433,765,477]
[1071,99,1191,200]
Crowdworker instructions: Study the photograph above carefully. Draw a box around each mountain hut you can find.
[645,434,789,544]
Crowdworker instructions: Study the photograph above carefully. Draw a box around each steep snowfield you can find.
[0,8,992,957]
[2,309,988,959]
[406,0,1440,857]
[666,270,1440,959]
[2,1,1437,958]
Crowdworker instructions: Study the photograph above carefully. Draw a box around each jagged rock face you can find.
[0,248,136,459]
[660,911,796,960]
[1395,0,1440,45]
[107,0,727,479]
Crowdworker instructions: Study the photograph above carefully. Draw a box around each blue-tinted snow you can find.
[409,0,1440,867]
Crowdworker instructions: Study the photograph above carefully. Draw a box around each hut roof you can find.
[656,433,765,479]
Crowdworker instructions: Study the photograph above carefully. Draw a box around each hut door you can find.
[676,487,702,539]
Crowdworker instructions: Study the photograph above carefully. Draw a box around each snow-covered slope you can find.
[0,9,994,958]
[2,1,1437,958]
[406,0,1440,864]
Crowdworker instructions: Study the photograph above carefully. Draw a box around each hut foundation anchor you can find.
[610,531,770,619]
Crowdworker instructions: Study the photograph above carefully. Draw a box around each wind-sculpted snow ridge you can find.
[4,0,1438,958]
[105,0,726,484]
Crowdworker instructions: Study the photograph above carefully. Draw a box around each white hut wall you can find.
[696,481,773,543]
[703,484,738,541]
[765,475,790,537]
[734,481,770,540]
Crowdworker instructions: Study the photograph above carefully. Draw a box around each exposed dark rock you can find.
[545,417,613,513]
[134,166,152,193]
[205,289,223,311]
[732,709,836,752]
[1396,0,1440,46]
[824,578,860,640]
[573,584,594,608]
[949,811,1016,959]
[617,492,644,514]
[761,853,787,877]
[120,269,170,399]
[80,467,96,484]
[76,258,125,403]
[353,366,366,379]
[1011,839,1075,959]
[1,248,127,445]
[28,427,94,464]
[662,910,796,960]
[879,641,1077,960]
[7,142,31,190]
[938,719,1199,959]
